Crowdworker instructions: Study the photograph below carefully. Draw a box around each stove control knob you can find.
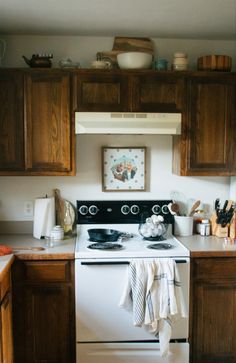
[79,205,89,215]
[121,205,130,215]
[131,204,140,215]
[161,204,169,214]
[89,205,99,215]
[152,204,161,214]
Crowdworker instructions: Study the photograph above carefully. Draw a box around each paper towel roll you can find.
[33,197,55,239]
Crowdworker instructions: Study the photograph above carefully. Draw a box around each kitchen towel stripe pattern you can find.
[119,258,187,357]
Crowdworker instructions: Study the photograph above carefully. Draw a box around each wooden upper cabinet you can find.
[0,70,24,172]
[173,73,236,176]
[73,70,185,113]
[132,73,185,112]
[73,71,130,111]
[24,71,75,175]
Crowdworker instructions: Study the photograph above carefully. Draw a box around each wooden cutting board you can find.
[54,189,75,235]
[112,37,154,55]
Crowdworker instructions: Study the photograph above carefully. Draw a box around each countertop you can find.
[0,234,76,261]
[0,232,234,279]
[178,234,236,257]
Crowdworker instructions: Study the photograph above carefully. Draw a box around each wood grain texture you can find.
[24,71,74,174]
[73,71,131,111]
[0,70,24,172]
[12,259,75,363]
[173,72,236,176]
[112,37,154,55]
[190,258,236,363]
[1,291,13,363]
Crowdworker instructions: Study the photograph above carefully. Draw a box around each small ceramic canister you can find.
[172,52,188,71]
[155,58,168,70]
[51,225,64,240]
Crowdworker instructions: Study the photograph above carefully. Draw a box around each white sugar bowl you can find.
[51,225,64,240]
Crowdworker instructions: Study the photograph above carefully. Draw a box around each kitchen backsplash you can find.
[0,134,230,221]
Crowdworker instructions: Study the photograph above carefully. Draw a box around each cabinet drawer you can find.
[0,270,10,301]
[12,261,71,283]
[193,258,236,279]
[25,261,70,282]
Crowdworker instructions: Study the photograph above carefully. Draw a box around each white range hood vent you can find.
[75,112,181,135]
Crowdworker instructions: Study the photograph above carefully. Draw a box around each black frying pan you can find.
[87,228,124,242]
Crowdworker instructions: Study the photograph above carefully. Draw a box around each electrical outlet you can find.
[23,201,33,217]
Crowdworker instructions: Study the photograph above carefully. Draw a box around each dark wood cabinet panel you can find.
[0,69,75,176]
[173,73,236,176]
[25,71,75,175]
[1,291,13,363]
[132,73,185,112]
[0,70,24,172]
[73,71,130,111]
[12,260,75,363]
[190,258,236,363]
[0,269,13,363]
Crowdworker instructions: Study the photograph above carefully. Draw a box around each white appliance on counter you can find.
[75,200,190,363]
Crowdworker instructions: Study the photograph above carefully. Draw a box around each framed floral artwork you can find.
[102,147,146,192]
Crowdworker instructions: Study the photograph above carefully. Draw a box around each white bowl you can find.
[117,52,152,69]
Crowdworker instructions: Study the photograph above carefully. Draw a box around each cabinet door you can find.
[12,260,75,363]
[24,71,75,175]
[191,258,236,363]
[0,70,24,172]
[73,72,130,111]
[132,73,185,112]
[187,76,235,175]
[26,284,72,363]
[0,292,13,363]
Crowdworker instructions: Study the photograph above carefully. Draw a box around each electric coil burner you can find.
[88,243,123,250]
[147,242,173,250]
[75,200,189,259]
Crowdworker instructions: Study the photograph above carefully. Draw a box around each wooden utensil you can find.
[170,203,180,216]
[188,200,201,217]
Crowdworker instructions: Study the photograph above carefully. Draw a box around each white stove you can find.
[75,223,189,259]
[75,200,190,363]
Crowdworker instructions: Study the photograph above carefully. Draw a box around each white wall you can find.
[1,35,236,70]
[0,135,230,221]
[0,35,234,221]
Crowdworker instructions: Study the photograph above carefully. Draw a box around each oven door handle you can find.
[81,259,187,266]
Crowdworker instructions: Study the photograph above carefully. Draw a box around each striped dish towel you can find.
[119,258,187,357]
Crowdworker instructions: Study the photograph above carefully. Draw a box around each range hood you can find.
[75,112,181,135]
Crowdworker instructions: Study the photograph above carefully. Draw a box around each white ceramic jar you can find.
[172,52,188,71]
[51,225,64,240]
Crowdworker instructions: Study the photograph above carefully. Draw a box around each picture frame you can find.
[102,147,146,192]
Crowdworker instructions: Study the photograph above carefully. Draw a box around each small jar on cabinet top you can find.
[172,52,188,71]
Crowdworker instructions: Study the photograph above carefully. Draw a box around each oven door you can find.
[75,258,189,342]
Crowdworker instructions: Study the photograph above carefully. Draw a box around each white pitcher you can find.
[0,39,6,66]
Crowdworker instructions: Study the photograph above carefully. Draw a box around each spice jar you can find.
[172,52,188,71]
[200,219,210,236]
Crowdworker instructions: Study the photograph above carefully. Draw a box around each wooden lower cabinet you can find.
[190,258,236,363]
[0,268,13,363]
[11,260,75,363]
